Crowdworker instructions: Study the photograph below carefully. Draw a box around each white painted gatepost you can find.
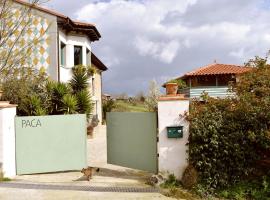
[0,103,17,177]
[158,95,190,179]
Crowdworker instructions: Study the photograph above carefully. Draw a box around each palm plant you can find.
[61,94,78,114]
[76,90,93,119]
[20,95,47,116]
[70,65,89,93]
[46,82,70,114]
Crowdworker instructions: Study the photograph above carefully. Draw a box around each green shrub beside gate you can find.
[15,114,87,175]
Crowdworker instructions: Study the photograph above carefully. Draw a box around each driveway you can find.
[0,125,176,200]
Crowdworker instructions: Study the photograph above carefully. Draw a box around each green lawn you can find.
[112,100,149,112]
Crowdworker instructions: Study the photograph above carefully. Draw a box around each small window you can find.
[92,77,95,96]
[74,46,83,65]
[87,48,91,65]
[60,42,66,66]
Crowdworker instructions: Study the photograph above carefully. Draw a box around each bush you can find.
[217,175,270,200]
[188,56,270,189]
[1,67,48,115]
[102,99,116,122]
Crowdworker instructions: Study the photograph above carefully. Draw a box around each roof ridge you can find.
[178,62,251,79]
[185,63,216,76]
[13,0,98,28]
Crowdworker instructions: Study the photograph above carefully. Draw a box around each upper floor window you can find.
[60,42,66,66]
[87,48,91,65]
[74,46,83,65]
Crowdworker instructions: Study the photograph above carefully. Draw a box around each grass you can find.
[160,174,200,200]
[161,186,200,200]
[112,100,149,112]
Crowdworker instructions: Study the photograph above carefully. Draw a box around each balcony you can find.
[179,86,235,99]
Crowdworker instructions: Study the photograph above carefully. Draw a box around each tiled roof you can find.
[13,0,101,41]
[181,63,252,78]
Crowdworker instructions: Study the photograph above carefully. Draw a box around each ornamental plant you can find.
[1,65,93,118]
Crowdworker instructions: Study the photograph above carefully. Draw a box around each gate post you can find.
[157,95,189,179]
[0,103,17,177]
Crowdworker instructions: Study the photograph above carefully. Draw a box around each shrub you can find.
[1,65,93,118]
[217,175,270,200]
[1,67,48,115]
[102,99,116,122]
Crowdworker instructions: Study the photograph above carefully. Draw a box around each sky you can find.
[45,0,270,95]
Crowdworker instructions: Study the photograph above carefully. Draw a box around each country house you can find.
[175,62,252,98]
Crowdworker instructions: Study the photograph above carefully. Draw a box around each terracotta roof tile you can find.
[181,63,252,78]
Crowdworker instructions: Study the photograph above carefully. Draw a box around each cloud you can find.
[133,37,180,63]
[46,0,270,95]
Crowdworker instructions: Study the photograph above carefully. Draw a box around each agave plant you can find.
[61,94,78,114]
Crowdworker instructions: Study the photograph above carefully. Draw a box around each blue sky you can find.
[45,0,270,95]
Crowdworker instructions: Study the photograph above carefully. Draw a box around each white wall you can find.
[158,99,189,179]
[59,31,92,82]
[0,105,17,177]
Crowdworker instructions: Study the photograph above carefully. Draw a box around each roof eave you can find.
[91,53,108,71]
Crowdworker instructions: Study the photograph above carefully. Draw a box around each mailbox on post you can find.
[166,126,183,138]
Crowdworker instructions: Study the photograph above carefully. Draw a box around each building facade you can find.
[8,0,107,123]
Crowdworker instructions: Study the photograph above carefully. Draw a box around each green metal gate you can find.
[15,114,87,175]
[107,112,158,173]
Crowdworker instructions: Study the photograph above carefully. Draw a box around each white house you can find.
[9,0,108,123]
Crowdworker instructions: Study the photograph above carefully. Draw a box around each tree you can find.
[145,80,160,112]
[0,0,48,81]
[135,91,146,102]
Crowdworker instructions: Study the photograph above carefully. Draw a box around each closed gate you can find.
[107,112,158,173]
[15,114,87,175]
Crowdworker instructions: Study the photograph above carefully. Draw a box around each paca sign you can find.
[22,119,42,128]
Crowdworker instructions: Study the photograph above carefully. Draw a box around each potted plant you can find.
[165,80,178,95]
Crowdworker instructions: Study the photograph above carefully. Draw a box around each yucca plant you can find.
[61,94,78,114]
[46,82,70,114]
[20,95,47,116]
[70,65,89,93]
[76,90,93,119]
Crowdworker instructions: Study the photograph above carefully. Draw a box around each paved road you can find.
[0,125,176,200]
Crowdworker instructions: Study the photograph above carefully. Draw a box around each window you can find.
[92,77,95,96]
[60,42,66,66]
[87,48,91,65]
[74,46,83,65]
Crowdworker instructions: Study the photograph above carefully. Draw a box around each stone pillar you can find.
[0,103,17,177]
[158,95,189,179]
